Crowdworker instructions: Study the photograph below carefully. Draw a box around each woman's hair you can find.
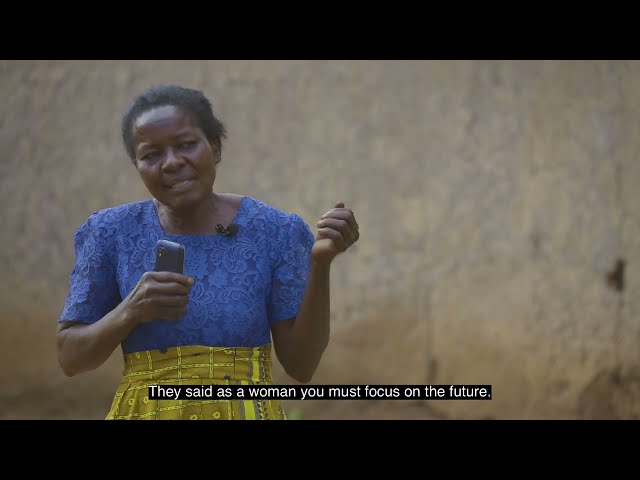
[121,84,227,162]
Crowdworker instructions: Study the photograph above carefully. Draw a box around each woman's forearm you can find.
[57,303,137,377]
[58,271,193,377]
[277,260,332,382]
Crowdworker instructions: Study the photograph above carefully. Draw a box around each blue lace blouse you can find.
[59,196,315,354]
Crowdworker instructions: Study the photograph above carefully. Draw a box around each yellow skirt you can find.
[106,344,287,420]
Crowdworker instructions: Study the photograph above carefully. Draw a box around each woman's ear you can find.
[214,143,222,165]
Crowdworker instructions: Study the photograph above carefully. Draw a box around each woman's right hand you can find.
[123,271,194,325]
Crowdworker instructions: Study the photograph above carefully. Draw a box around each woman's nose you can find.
[162,147,184,171]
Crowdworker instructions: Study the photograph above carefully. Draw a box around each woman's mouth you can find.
[167,179,194,191]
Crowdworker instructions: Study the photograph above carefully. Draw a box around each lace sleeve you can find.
[269,213,315,323]
[59,213,120,324]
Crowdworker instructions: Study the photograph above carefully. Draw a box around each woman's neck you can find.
[155,193,220,235]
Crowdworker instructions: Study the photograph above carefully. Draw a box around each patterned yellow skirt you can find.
[106,344,287,420]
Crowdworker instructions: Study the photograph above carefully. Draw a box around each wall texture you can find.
[1,60,638,419]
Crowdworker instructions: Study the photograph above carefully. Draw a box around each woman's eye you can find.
[140,152,159,161]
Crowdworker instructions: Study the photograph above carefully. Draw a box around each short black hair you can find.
[121,84,227,162]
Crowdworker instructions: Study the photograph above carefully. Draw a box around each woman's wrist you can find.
[118,302,141,331]
[311,257,332,273]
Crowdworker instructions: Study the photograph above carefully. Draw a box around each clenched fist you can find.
[312,202,360,265]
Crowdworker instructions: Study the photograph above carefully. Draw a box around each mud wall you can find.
[1,60,638,419]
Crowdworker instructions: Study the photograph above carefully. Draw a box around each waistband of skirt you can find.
[120,344,274,384]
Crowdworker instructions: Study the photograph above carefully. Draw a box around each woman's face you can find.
[131,105,218,212]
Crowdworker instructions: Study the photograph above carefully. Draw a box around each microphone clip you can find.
[216,223,239,236]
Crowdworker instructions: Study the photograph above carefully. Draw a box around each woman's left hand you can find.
[312,202,360,265]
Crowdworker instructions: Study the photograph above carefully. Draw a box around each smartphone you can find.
[154,239,185,274]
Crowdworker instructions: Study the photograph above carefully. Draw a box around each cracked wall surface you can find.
[1,60,638,419]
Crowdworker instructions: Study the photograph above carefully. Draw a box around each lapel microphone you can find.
[216,223,239,236]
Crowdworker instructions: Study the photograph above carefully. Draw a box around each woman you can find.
[57,84,360,420]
